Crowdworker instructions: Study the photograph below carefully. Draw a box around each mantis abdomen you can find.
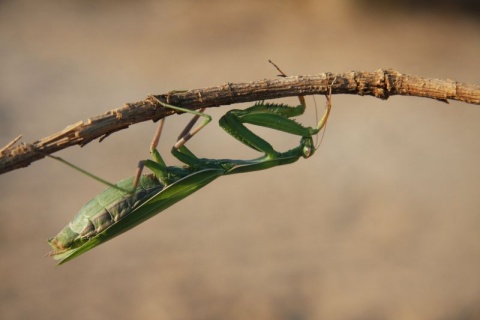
[48,174,163,253]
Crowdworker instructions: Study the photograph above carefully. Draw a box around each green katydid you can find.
[47,86,333,264]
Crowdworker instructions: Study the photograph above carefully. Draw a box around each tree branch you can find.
[1,69,479,175]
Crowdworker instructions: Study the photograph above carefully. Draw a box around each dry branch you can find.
[1,69,479,175]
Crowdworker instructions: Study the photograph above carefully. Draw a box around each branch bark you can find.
[1,69,479,175]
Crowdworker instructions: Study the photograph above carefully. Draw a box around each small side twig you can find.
[0,135,23,155]
[1,69,479,175]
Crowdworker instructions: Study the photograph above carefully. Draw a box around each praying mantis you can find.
[47,78,334,264]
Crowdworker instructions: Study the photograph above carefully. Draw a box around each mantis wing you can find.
[52,168,224,265]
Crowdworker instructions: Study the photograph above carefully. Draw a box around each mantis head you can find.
[301,137,315,158]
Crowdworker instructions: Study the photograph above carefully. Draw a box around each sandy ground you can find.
[1,1,480,319]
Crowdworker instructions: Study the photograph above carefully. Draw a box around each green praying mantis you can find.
[46,78,334,265]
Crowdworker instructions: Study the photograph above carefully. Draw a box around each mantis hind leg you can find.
[147,96,212,150]
[44,152,135,193]
[133,98,213,187]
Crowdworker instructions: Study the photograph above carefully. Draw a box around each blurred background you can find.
[1,0,479,319]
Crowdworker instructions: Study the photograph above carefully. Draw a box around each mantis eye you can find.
[303,145,313,158]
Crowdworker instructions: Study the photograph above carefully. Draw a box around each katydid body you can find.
[48,92,332,264]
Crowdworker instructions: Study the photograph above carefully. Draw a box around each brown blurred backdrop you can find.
[1,1,480,319]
